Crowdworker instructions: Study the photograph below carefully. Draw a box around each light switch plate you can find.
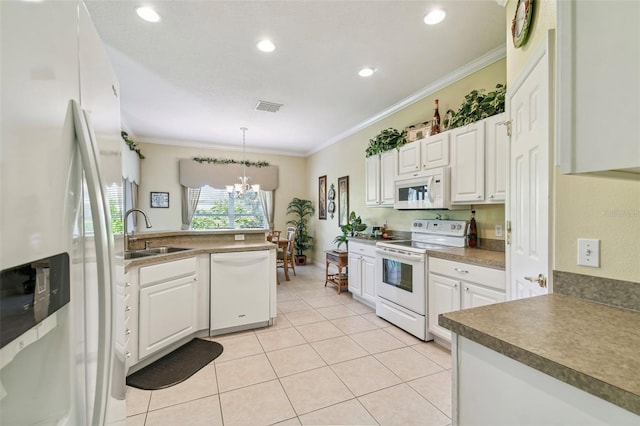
[495,224,503,237]
[235,234,245,241]
[577,238,600,267]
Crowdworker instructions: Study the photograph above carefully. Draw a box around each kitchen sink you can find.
[123,246,191,260]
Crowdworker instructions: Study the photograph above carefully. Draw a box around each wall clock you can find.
[512,0,534,48]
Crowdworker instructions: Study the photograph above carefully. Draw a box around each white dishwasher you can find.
[210,250,271,334]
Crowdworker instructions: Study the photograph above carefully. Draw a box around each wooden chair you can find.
[268,230,281,243]
[277,228,296,280]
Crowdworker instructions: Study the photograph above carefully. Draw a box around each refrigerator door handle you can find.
[71,100,115,426]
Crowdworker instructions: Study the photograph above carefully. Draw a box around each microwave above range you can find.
[394,167,468,210]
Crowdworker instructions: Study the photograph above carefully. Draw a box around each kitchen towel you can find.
[126,338,223,390]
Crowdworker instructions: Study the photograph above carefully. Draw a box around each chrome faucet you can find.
[124,208,152,250]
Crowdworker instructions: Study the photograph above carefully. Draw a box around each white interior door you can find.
[507,32,553,299]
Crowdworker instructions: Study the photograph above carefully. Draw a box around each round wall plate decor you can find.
[512,0,534,48]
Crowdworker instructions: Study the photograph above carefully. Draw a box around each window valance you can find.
[178,159,279,190]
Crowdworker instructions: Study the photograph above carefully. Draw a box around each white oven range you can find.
[375,219,467,340]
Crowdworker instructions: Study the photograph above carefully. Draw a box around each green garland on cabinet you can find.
[121,131,145,159]
[448,84,506,129]
[193,157,270,167]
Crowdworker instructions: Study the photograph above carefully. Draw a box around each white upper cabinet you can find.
[398,142,421,175]
[366,150,396,207]
[557,0,640,177]
[450,113,507,204]
[398,133,450,177]
[484,113,507,202]
[451,121,486,203]
[421,133,450,171]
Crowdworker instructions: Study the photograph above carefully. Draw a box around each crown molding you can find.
[307,45,507,156]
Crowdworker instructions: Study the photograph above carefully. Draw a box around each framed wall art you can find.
[318,175,327,220]
[337,176,349,227]
[150,191,169,208]
[328,183,336,219]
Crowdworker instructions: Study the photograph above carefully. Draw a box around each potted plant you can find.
[286,197,314,265]
[333,211,367,250]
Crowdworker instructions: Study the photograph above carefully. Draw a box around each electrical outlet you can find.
[577,238,600,267]
[495,224,503,237]
[234,234,245,241]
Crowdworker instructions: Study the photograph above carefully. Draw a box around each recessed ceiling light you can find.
[359,67,375,78]
[136,6,161,23]
[257,39,276,53]
[424,9,446,25]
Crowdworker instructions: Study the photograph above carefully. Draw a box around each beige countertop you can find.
[426,247,505,270]
[123,241,275,272]
[348,236,505,270]
[440,294,640,415]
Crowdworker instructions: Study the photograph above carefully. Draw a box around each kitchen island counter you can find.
[440,293,640,417]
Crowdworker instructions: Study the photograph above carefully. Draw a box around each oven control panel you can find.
[411,219,467,237]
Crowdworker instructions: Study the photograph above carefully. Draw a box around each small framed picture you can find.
[150,192,169,208]
[338,176,349,227]
[318,175,327,220]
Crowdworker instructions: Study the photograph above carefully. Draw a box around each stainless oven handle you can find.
[376,248,424,262]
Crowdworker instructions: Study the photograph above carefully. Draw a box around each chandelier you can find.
[226,127,260,199]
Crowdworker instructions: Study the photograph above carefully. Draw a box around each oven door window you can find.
[381,258,413,293]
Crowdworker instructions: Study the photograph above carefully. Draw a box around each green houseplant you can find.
[333,211,367,249]
[365,128,407,157]
[448,84,506,129]
[286,198,314,265]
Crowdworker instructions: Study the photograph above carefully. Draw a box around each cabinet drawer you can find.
[429,257,505,291]
[348,241,376,258]
[139,257,197,287]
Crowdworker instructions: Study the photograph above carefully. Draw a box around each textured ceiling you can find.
[86,1,506,156]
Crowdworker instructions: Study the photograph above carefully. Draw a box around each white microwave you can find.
[394,167,458,210]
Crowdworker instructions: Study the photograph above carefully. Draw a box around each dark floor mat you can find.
[126,338,223,390]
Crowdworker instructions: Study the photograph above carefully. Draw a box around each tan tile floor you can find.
[126,264,452,426]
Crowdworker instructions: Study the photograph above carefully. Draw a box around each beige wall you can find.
[506,0,640,283]
[135,142,308,232]
[308,59,507,264]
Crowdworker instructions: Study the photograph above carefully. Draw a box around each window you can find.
[191,185,265,230]
[82,179,124,235]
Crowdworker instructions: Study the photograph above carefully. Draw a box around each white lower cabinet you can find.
[137,257,199,360]
[347,241,377,307]
[210,250,273,333]
[428,257,505,343]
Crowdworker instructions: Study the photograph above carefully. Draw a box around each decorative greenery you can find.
[286,198,315,257]
[448,84,506,129]
[365,128,407,157]
[121,131,145,159]
[333,211,368,249]
[193,157,270,167]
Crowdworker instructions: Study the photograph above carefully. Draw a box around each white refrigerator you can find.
[1,1,126,425]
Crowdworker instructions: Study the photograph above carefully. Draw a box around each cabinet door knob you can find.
[125,282,131,288]
[477,195,482,199]
[126,352,131,359]
[125,306,131,312]
[125,328,131,335]
[465,287,470,292]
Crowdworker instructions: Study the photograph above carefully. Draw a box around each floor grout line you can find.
[129,266,452,425]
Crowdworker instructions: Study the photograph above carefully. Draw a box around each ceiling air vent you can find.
[255,100,283,113]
